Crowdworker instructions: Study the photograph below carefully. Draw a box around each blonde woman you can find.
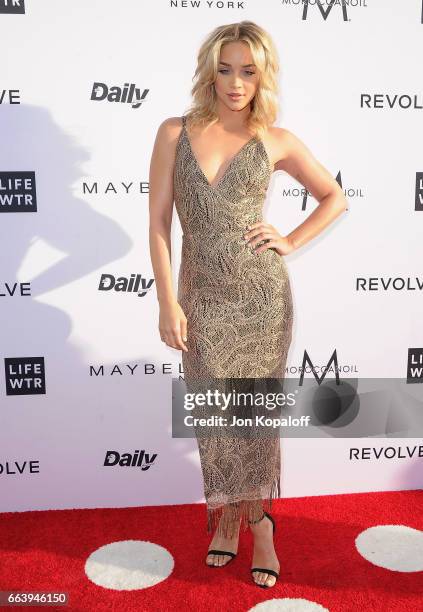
[149,21,347,588]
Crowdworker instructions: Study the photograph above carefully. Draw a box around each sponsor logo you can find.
[350,444,423,459]
[361,93,423,109]
[355,277,423,292]
[416,172,423,211]
[0,459,40,475]
[298,349,351,385]
[0,0,25,14]
[90,82,149,109]
[301,0,349,21]
[0,88,21,104]
[0,281,31,297]
[104,449,157,470]
[82,181,149,194]
[0,172,37,213]
[4,357,46,395]
[407,348,423,383]
[98,274,155,297]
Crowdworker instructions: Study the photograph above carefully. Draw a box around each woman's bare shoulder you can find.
[265,126,300,150]
[155,116,185,145]
[263,126,311,168]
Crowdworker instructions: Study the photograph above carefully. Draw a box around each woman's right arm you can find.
[148,118,188,353]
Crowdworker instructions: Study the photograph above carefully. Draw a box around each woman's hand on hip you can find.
[243,221,295,256]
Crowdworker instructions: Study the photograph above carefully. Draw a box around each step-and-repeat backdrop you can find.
[1,1,422,512]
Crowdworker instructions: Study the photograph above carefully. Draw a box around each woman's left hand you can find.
[243,221,295,256]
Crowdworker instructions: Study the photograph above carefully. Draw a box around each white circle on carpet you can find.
[249,599,329,611]
[84,539,174,590]
[355,524,423,572]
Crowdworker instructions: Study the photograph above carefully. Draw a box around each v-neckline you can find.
[183,124,257,191]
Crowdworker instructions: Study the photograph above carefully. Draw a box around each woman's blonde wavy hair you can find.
[184,21,280,140]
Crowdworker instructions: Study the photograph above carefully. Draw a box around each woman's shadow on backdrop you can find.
[0,103,203,515]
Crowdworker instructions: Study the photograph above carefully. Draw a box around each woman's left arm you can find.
[245,127,348,255]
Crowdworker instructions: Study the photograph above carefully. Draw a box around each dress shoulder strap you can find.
[181,115,187,128]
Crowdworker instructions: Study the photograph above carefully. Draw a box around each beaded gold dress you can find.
[173,115,294,538]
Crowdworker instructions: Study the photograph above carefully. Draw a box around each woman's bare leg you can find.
[205,503,241,566]
[249,512,280,587]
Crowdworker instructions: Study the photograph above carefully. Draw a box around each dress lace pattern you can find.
[173,115,294,538]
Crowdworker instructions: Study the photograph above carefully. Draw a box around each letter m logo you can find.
[299,349,341,385]
[302,0,349,21]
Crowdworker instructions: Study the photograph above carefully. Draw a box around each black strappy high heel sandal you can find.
[205,548,237,567]
[206,510,241,567]
[249,511,280,588]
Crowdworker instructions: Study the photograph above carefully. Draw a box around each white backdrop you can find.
[1,0,422,513]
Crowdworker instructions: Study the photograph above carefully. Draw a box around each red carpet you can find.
[0,490,422,611]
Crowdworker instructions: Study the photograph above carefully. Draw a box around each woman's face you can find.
[214,41,259,112]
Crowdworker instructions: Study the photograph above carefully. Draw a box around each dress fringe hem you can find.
[206,475,281,539]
